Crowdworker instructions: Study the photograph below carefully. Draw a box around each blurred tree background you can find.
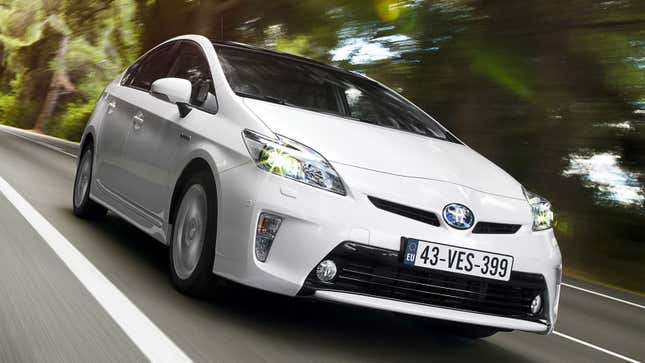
[0,0,643,292]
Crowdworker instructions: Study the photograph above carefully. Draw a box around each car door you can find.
[94,64,141,192]
[120,40,218,224]
[109,41,179,226]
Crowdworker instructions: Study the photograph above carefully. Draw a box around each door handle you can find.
[107,100,116,114]
[133,112,144,131]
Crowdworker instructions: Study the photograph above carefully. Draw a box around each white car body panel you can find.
[241,97,525,200]
[79,34,562,334]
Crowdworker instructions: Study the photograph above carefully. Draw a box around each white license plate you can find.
[402,239,513,281]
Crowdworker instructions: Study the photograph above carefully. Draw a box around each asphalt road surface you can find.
[0,124,643,363]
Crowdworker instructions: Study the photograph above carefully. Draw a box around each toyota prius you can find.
[73,35,562,338]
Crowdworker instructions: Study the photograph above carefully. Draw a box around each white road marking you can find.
[0,126,77,158]
[554,331,642,363]
[562,283,645,310]
[0,177,192,363]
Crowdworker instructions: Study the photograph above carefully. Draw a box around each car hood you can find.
[243,98,525,200]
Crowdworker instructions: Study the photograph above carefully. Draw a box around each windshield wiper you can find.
[344,114,378,125]
[263,95,287,105]
[235,92,293,106]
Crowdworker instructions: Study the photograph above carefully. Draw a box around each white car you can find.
[74,35,562,338]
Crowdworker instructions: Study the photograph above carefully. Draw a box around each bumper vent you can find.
[473,222,521,234]
[301,242,547,322]
[368,196,440,227]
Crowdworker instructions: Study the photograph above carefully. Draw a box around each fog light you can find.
[255,213,282,262]
[316,260,337,283]
[530,294,542,314]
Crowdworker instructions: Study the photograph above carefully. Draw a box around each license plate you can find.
[402,238,513,281]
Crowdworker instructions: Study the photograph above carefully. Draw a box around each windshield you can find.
[215,45,455,142]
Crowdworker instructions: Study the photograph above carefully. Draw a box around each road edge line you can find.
[0,124,80,147]
[554,331,641,363]
[562,283,645,310]
[0,176,192,363]
[0,127,77,158]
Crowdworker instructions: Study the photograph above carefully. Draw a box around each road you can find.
[0,124,643,363]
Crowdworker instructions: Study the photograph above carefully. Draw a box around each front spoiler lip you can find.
[312,289,551,333]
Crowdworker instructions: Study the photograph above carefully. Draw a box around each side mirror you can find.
[150,78,193,118]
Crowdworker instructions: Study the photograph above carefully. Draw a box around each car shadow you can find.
[71,209,538,363]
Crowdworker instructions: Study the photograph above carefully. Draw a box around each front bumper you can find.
[314,290,548,333]
[300,242,549,332]
[214,162,562,334]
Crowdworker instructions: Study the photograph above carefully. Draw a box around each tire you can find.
[73,145,108,219]
[169,171,218,298]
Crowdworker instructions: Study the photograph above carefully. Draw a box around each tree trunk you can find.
[194,0,240,38]
[33,35,73,132]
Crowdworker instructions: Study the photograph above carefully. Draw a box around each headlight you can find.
[242,129,346,195]
[523,188,554,231]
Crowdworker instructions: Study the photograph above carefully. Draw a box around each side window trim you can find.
[120,62,138,87]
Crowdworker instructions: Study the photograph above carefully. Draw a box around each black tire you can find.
[169,171,219,298]
[73,145,108,219]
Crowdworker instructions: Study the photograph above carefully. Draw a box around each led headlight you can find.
[242,129,346,195]
[523,188,554,231]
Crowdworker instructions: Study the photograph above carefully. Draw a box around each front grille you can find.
[301,242,547,322]
[368,196,440,226]
[473,222,521,234]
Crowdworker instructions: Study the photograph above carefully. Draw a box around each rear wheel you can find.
[73,145,107,219]
[169,172,218,297]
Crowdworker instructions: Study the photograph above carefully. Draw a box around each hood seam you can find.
[331,161,526,201]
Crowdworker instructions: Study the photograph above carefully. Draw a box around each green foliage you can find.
[570,29,645,101]
[48,100,94,141]
[274,35,312,57]
[0,71,34,127]
[0,92,16,125]
[0,0,139,133]
[469,47,535,100]
[0,72,19,116]
[48,73,105,140]
[0,2,47,51]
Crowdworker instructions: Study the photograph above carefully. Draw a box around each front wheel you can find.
[169,172,218,297]
[73,145,107,219]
